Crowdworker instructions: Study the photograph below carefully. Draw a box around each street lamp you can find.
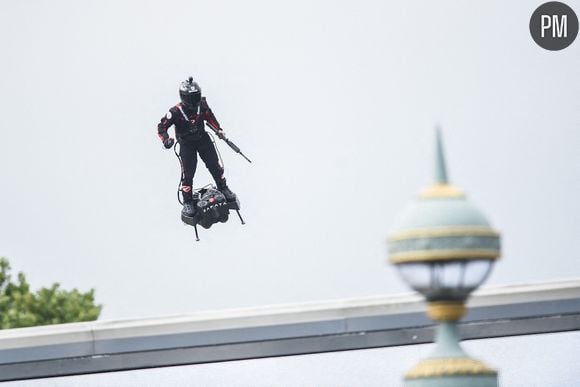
[387,129,501,387]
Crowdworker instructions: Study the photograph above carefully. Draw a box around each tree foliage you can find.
[0,257,102,329]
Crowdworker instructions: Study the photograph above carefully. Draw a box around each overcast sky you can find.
[0,0,579,320]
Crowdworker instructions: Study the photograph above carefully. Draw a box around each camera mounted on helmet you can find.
[179,76,202,108]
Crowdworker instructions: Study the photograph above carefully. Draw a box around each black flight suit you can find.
[157,97,226,202]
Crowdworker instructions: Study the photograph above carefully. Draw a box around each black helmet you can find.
[179,77,202,107]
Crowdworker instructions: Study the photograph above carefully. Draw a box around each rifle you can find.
[207,122,252,163]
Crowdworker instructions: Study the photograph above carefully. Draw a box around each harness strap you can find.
[177,104,201,123]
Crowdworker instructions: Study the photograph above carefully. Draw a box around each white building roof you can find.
[0,279,579,382]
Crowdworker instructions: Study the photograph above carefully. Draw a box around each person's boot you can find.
[217,179,237,202]
[181,201,195,217]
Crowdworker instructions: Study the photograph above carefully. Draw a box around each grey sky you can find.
[0,0,579,320]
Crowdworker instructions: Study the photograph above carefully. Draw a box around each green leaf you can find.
[0,257,102,329]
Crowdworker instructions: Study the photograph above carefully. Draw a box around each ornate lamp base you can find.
[405,374,498,387]
[404,322,498,387]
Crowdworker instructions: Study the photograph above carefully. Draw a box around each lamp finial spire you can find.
[435,126,448,184]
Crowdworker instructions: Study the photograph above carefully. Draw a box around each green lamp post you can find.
[387,129,501,387]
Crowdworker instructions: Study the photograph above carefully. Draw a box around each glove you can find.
[163,138,175,149]
[216,129,226,140]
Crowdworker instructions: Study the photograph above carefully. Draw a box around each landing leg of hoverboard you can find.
[235,210,245,225]
[193,224,200,241]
